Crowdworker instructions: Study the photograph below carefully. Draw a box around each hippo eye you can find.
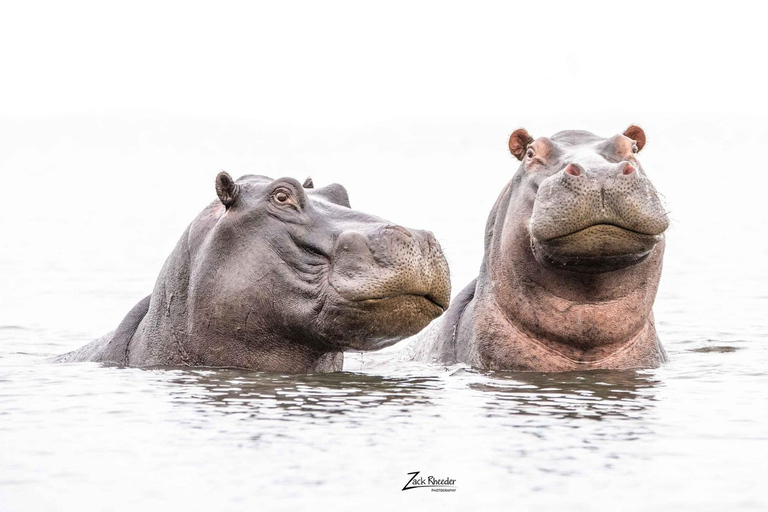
[272,189,291,204]
[631,144,639,154]
[526,148,535,159]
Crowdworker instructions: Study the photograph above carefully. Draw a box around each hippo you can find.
[407,126,669,371]
[57,173,451,372]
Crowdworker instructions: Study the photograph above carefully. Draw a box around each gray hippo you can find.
[58,173,451,372]
[407,126,669,371]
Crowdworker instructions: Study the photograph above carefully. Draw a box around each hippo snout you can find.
[526,160,668,273]
[329,225,451,310]
[530,162,669,243]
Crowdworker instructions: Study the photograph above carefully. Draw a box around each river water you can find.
[1,115,766,511]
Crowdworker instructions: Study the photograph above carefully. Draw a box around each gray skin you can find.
[57,173,451,373]
[407,126,669,371]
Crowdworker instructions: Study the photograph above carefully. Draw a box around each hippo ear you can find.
[215,171,239,208]
[623,125,646,152]
[302,177,314,189]
[311,183,351,208]
[508,128,534,161]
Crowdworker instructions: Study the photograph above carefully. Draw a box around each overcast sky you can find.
[1,2,765,124]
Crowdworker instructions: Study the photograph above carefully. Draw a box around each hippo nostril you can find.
[385,225,414,239]
[564,163,581,177]
[622,163,636,175]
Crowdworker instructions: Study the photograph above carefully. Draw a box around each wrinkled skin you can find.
[408,126,669,371]
[58,174,451,373]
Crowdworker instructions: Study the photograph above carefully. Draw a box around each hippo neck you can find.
[471,295,664,370]
[184,333,343,372]
[181,203,342,372]
[489,248,663,348]
[131,202,343,372]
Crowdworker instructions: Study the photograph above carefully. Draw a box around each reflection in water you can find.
[155,367,440,423]
[472,369,659,422]
[688,345,741,353]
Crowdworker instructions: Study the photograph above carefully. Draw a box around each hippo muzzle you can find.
[529,159,669,273]
[330,226,450,309]
[327,225,451,349]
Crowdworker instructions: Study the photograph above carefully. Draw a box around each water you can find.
[1,116,767,511]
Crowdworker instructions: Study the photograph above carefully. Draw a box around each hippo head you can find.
[508,125,668,273]
[190,173,451,354]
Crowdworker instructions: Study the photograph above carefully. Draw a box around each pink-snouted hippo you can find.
[58,174,451,373]
[408,126,669,371]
